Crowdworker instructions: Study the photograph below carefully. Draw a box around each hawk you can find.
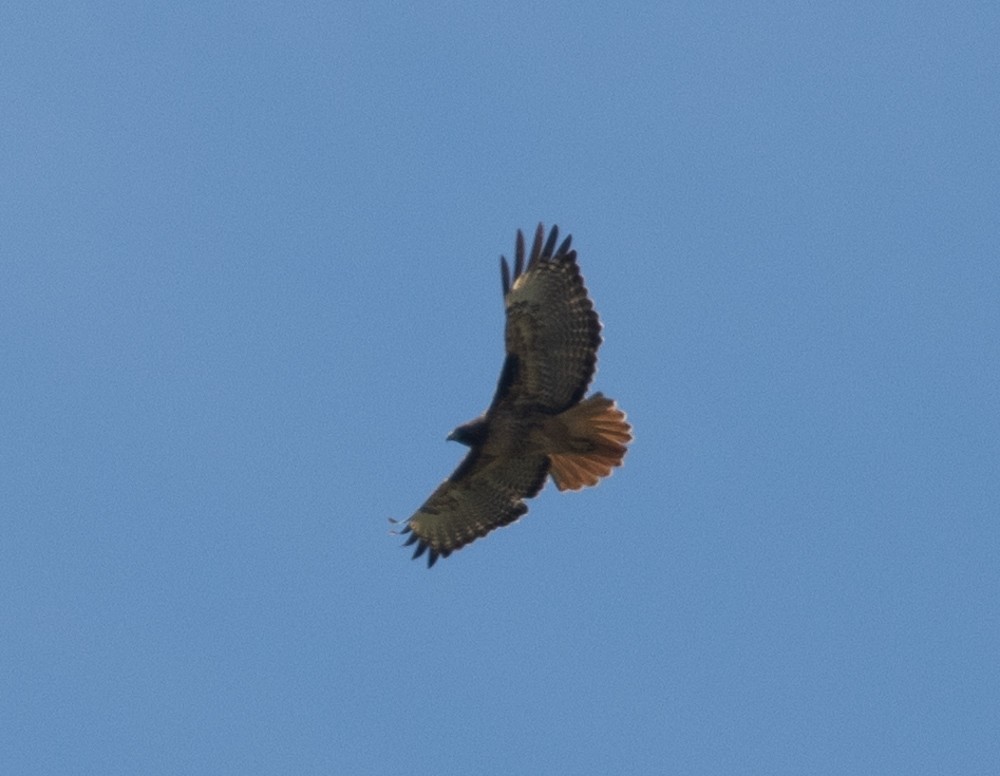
[394,224,632,566]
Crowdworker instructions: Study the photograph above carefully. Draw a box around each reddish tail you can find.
[548,393,632,492]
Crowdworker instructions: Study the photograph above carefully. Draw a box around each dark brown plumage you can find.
[394,224,632,566]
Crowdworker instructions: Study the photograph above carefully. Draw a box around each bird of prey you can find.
[394,224,632,567]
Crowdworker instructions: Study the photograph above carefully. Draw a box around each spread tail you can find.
[548,393,632,492]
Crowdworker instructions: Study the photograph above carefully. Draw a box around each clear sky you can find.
[3,3,998,774]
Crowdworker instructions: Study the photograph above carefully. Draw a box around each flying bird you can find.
[394,224,632,566]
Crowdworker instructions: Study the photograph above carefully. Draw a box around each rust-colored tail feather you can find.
[548,393,632,492]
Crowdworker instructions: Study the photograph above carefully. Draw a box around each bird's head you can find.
[447,416,489,447]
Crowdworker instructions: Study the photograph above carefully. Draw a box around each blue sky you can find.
[3,2,998,773]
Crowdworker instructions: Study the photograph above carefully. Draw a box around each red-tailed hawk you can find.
[394,224,632,566]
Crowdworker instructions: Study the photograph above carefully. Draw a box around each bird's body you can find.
[396,224,632,566]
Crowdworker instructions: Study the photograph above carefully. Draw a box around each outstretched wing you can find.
[398,427,550,567]
[497,224,603,413]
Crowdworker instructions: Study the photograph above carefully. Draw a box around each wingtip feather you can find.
[514,230,525,278]
[557,234,573,256]
[528,223,545,268]
[542,224,559,258]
